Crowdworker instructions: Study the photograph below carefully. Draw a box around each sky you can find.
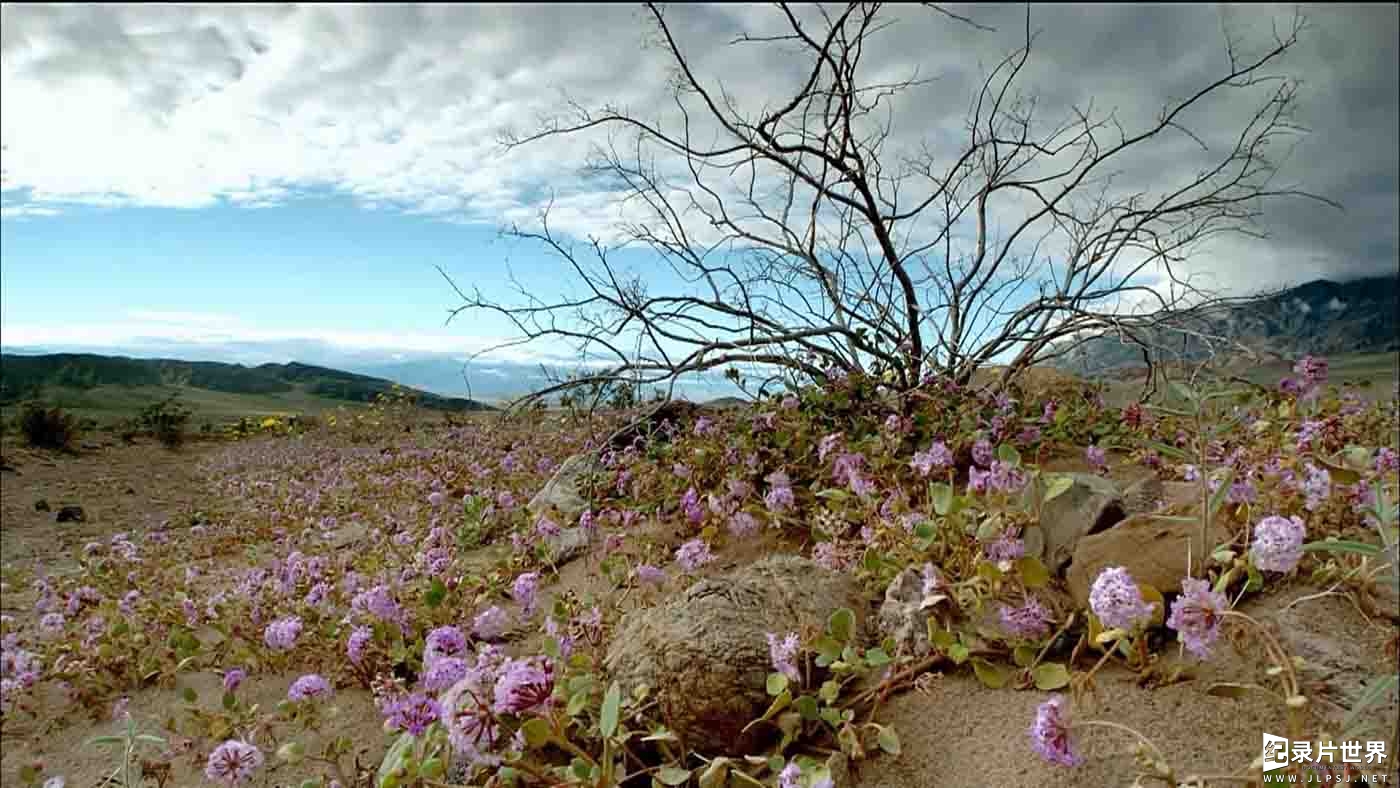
[1,3,1397,394]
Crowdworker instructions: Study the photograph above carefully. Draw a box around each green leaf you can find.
[1341,675,1399,737]
[996,443,1021,466]
[816,488,850,502]
[1014,556,1050,588]
[864,647,891,668]
[948,643,970,665]
[827,608,855,643]
[1207,467,1234,518]
[877,725,902,755]
[1169,381,1199,405]
[698,758,731,788]
[599,681,622,738]
[1205,682,1259,700]
[767,672,790,696]
[931,482,953,516]
[971,658,1008,689]
[222,691,237,711]
[1142,440,1191,462]
[1042,474,1074,503]
[424,578,447,608]
[1013,645,1037,667]
[180,686,197,704]
[87,735,126,746]
[657,767,692,786]
[794,694,820,721]
[1031,663,1071,690]
[1301,539,1381,557]
[520,718,552,749]
[567,689,589,717]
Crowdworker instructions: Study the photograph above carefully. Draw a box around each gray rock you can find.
[877,566,955,660]
[527,452,606,518]
[603,556,867,753]
[55,505,85,523]
[545,526,593,566]
[1066,513,1226,607]
[1025,473,1125,573]
[1121,477,1203,516]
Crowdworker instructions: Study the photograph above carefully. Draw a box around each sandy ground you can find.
[3,434,1396,788]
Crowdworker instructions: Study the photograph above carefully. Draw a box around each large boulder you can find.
[527,452,607,518]
[1121,477,1203,516]
[1066,513,1227,607]
[603,556,868,753]
[1024,473,1125,573]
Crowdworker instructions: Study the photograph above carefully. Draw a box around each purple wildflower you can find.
[346,626,372,665]
[766,631,801,683]
[262,616,302,652]
[205,740,264,785]
[634,565,667,586]
[1088,567,1155,632]
[1300,464,1330,511]
[911,441,954,477]
[1029,696,1081,767]
[999,598,1052,639]
[675,539,715,572]
[491,657,554,715]
[1166,577,1228,659]
[818,432,844,462]
[423,656,469,692]
[728,511,760,538]
[425,626,468,667]
[473,606,510,641]
[511,571,541,616]
[1085,445,1107,472]
[972,439,994,468]
[386,693,441,736]
[222,668,246,693]
[1251,515,1306,573]
[288,674,333,702]
[984,531,1026,563]
[778,761,803,788]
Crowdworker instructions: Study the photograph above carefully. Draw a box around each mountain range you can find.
[0,353,494,412]
[1051,274,1399,376]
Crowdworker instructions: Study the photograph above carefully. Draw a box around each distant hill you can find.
[1052,275,1400,376]
[0,353,495,413]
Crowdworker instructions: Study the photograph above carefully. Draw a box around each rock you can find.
[544,526,593,566]
[322,522,371,550]
[1121,477,1203,516]
[34,499,50,512]
[527,452,607,518]
[1025,473,1126,573]
[1066,514,1226,607]
[877,566,952,659]
[604,556,867,753]
[55,505,86,523]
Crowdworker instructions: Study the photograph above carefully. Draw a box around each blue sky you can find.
[2,191,548,355]
[2,4,1396,396]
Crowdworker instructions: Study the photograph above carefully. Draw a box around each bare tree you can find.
[445,3,1327,405]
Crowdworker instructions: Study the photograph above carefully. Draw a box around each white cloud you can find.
[1,2,1394,301]
[0,312,555,364]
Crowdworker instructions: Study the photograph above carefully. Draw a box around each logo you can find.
[1263,733,1292,771]
[1261,733,1392,783]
